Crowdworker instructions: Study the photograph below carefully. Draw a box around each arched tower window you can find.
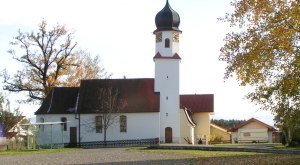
[165,38,170,48]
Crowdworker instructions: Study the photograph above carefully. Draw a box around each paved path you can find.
[0,148,195,165]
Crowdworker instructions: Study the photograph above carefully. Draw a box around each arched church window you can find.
[120,115,127,132]
[61,117,67,131]
[39,117,44,132]
[95,116,103,133]
[165,38,170,48]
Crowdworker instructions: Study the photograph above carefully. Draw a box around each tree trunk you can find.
[104,128,107,146]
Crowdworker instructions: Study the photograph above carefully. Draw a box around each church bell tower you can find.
[154,0,182,143]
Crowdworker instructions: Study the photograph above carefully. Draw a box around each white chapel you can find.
[35,0,214,147]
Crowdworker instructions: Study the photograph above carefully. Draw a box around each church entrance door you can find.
[165,127,172,143]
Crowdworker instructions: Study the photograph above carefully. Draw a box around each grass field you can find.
[214,143,300,150]
[0,148,81,155]
[129,148,300,165]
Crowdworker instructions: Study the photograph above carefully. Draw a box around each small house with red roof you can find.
[35,0,214,147]
[227,118,277,143]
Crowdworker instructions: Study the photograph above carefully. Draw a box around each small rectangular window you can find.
[243,132,251,137]
[96,116,103,133]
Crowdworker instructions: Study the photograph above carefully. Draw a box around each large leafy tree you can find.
[3,20,106,102]
[219,0,299,143]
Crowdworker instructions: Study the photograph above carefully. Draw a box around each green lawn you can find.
[128,148,300,165]
[214,143,281,146]
[272,145,300,150]
[0,148,82,155]
[128,147,264,157]
[214,143,300,150]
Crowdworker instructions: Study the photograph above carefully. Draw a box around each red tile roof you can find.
[180,94,214,113]
[79,78,160,113]
[153,52,181,60]
[36,79,213,115]
[227,118,277,132]
[36,79,160,114]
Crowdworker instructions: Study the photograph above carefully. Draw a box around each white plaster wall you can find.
[155,31,179,57]
[210,125,231,142]
[36,114,78,145]
[154,60,180,93]
[268,131,273,143]
[231,132,238,144]
[237,128,268,142]
[154,30,181,143]
[232,121,274,143]
[231,130,273,143]
[193,113,211,144]
[154,59,180,143]
[180,109,192,144]
[36,113,159,145]
[80,113,159,142]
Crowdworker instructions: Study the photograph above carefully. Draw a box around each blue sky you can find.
[0,0,275,125]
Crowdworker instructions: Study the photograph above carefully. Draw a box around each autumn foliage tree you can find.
[2,20,106,102]
[219,0,299,144]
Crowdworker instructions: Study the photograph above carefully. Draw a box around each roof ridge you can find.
[227,118,276,132]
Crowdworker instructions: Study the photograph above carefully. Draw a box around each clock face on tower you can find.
[156,32,162,43]
[173,33,179,42]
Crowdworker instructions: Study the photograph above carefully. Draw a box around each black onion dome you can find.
[154,0,181,33]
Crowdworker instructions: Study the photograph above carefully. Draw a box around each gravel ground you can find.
[0,148,196,165]
[1,147,300,165]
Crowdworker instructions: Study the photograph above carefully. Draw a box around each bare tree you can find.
[2,19,106,102]
[93,86,123,144]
